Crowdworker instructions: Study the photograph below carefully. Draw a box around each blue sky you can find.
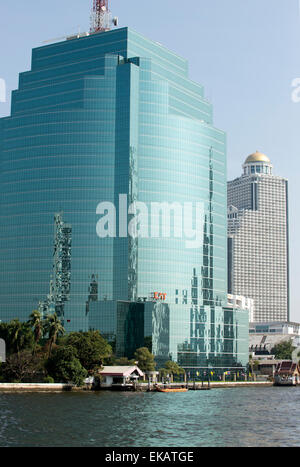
[0,0,300,320]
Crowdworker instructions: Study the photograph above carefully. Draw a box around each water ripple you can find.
[0,387,300,447]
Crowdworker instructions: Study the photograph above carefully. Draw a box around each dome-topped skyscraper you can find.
[228,152,289,323]
[243,151,273,176]
[245,151,270,163]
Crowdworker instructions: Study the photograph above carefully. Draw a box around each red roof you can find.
[275,361,300,375]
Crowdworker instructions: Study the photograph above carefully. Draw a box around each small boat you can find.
[273,361,300,387]
[154,385,188,393]
[274,375,296,386]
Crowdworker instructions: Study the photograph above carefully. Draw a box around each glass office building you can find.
[0,27,248,371]
[116,301,249,376]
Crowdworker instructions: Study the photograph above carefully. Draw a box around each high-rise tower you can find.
[0,22,249,373]
[228,151,289,323]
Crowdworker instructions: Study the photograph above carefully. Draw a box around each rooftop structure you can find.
[227,293,254,322]
[249,333,296,356]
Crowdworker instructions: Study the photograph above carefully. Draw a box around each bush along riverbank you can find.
[0,314,185,387]
[1,314,274,388]
[0,314,113,386]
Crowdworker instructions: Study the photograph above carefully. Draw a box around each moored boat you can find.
[154,385,188,393]
[274,375,296,386]
[273,361,300,386]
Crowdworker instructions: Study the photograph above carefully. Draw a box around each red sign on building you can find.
[152,292,167,301]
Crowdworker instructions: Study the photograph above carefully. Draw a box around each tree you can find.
[44,313,65,356]
[249,355,259,375]
[134,347,156,372]
[113,357,136,366]
[2,350,43,382]
[104,354,136,366]
[159,367,169,379]
[65,331,112,371]
[28,310,44,352]
[45,346,87,387]
[271,340,296,360]
[163,360,185,376]
[0,320,35,355]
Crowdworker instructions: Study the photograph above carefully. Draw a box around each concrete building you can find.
[249,321,300,358]
[249,321,300,337]
[227,294,254,322]
[228,151,289,323]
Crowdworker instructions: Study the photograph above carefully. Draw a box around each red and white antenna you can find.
[90,0,118,33]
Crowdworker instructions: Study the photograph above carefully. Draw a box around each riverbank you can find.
[0,381,273,392]
[0,383,75,392]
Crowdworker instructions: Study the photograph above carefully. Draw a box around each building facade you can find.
[249,321,300,338]
[0,27,249,372]
[228,152,289,322]
[115,300,249,376]
[227,294,254,322]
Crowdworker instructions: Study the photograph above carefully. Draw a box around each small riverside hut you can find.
[274,361,300,386]
[99,366,144,389]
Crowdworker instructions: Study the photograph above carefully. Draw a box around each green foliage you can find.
[134,347,156,372]
[253,360,259,371]
[248,355,259,373]
[158,368,169,378]
[65,330,112,371]
[271,340,296,360]
[0,320,35,355]
[28,310,44,344]
[43,376,55,384]
[0,318,114,385]
[162,360,185,376]
[44,313,65,356]
[2,350,43,382]
[45,346,87,387]
[113,357,136,366]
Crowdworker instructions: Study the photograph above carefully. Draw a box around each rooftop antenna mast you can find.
[90,0,118,33]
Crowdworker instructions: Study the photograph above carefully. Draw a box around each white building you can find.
[249,321,300,337]
[99,366,144,388]
[227,294,254,322]
[228,151,289,323]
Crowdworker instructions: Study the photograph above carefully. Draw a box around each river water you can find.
[0,386,299,447]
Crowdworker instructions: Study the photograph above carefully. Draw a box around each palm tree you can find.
[8,320,26,355]
[28,310,44,353]
[44,313,65,356]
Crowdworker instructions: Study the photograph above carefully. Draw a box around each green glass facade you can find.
[0,27,248,371]
[116,301,249,374]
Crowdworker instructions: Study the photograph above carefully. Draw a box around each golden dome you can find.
[245,151,270,164]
